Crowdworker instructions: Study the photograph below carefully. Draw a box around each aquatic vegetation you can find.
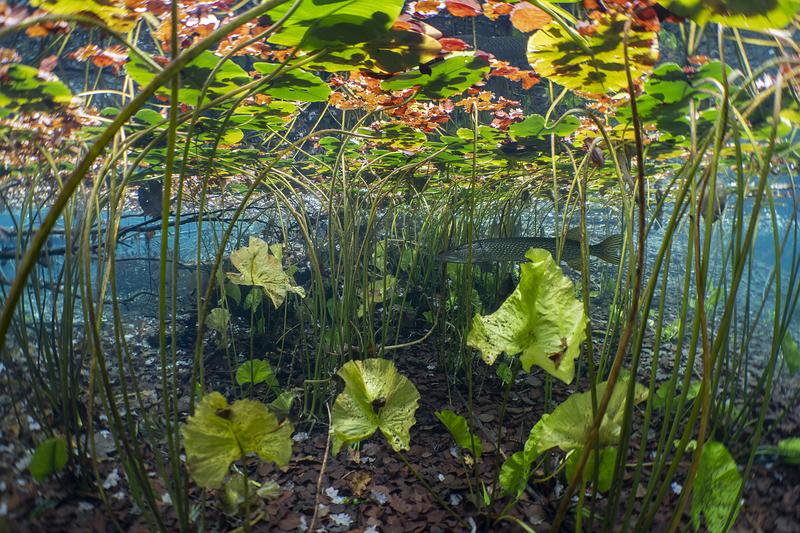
[0,0,798,531]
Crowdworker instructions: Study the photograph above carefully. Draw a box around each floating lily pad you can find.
[226,237,305,309]
[509,113,580,141]
[267,0,404,50]
[0,64,72,112]
[381,52,491,100]
[466,247,587,384]
[30,0,135,31]
[126,51,250,106]
[331,358,420,453]
[181,392,293,489]
[661,0,800,30]
[252,63,330,102]
[527,14,658,96]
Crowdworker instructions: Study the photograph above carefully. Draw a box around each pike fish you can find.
[437,231,623,270]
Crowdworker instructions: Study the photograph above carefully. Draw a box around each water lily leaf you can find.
[781,332,800,375]
[207,307,230,333]
[30,0,135,31]
[252,63,330,102]
[435,409,482,459]
[236,360,278,388]
[301,30,442,73]
[381,52,491,100]
[268,0,404,50]
[508,113,580,141]
[661,0,800,30]
[30,436,68,482]
[527,374,648,456]
[227,102,298,130]
[565,446,617,493]
[226,237,305,309]
[527,14,658,96]
[0,64,72,112]
[331,358,420,453]
[499,450,530,497]
[466,248,587,384]
[692,441,742,533]
[181,392,293,489]
[777,438,800,464]
[126,51,250,106]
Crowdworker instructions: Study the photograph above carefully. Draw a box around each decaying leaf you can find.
[226,237,305,309]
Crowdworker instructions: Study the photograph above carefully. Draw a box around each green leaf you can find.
[236,360,279,388]
[126,51,251,106]
[30,437,68,482]
[499,451,531,498]
[269,390,298,419]
[226,237,305,309]
[528,375,648,456]
[564,447,617,493]
[466,248,588,384]
[381,53,491,100]
[527,13,658,96]
[0,64,73,112]
[509,114,580,141]
[181,392,293,489]
[207,307,230,333]
[30,0,135,31]
[267,0,405,50]
[331,358,420,453]
[219,473,262,515]
[692,441,742,533]
[252,63,331,102]
[435,410,482,459]
[777,438,800,465]
[781,332,800,375]
[661,0,800,30]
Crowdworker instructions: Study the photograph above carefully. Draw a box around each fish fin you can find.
[566,257,582,271]
[565,227,582,241]
[590,234,624,265]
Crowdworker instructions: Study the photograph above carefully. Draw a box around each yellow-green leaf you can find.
[226,237,305,309]
[466,248,587,384]
[692,441,742,533]
[181,392,293,489]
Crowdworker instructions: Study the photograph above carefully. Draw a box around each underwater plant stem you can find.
[550,20,648,532]
[309,405,332,532]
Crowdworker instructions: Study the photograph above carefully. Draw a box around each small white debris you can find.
[671,482,682,495]
[298,514,308,532]
[15,452,31,471]
[102,469,121,490]
[449,493,462,506]
[329,512,352,528]
[364,525,380,533]
[325,486,346,504]
[0,363,6,375]
[78,501,94,512]
[292,432,310,443]
[113,491,126,501]
[162,492,172,505]
[0,501,7,517]
[0,481,6,491]
[26,416,40,431]
[437,473,445,482]
[449,446,460,459]
[371,489,389,505]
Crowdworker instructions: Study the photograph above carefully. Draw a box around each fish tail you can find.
[590,234,624,264]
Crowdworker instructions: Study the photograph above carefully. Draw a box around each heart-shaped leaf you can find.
[226,237,305,309]
[381,52,490,100]
[236,359,279,388]
[181,392,293,489]
[331,358,420,453]
[467,247,587,384]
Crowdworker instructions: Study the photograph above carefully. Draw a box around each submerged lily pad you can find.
[466,248,587,384]
[527,14,658,96]
[30,0,135,31]
[226,237,305,309]
[692,441,742,533]
[331,358,420,453]
[181,392,293,489]
[381,52,491,99]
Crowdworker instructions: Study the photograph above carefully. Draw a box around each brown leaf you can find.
[510,2,552,32]
[445,0,481,17]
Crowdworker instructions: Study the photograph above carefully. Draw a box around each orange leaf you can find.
[445,0,481,17]
[510,2,552,32]
[439,37,470,52]
[413,0,442,15]
[483,0,513,20]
